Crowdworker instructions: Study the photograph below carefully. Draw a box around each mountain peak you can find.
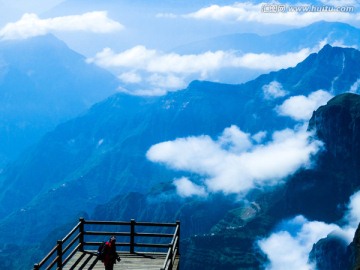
[0,32,119,163]
[0,33,69,51]
[314,93,360,123]
[326,92,360,106]
[317,43,358,55]
[320,43,333,51]
[303,21,358,30]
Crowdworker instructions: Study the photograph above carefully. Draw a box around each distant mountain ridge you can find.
[174,21,360,54]
[173,21,360,84]
[1,44,360,269]
[0,34,118,164]
[0,44,359,241]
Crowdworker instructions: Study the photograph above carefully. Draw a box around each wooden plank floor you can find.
[63,251,179,270]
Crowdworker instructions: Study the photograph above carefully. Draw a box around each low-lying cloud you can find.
[263,81,289,100]
[146,125,323,196]
[258,191,360,269]
[0,11,123,40]
[349,78,360,93]
[185,2,359,26]
[173,177,207,197]
[88,45,313,95]
[276,90,334,121]
[88,45,311,74]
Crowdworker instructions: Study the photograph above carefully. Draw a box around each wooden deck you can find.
[34,219,180,270]
[63,251,179,270]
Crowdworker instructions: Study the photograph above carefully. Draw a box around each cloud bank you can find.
[185,2,359,26]
[88,45,312,95]
[147,125,322,196]
[88,45,311,74]
[258,190,360,270]
[276,90,334,121]
[0,11,123,40]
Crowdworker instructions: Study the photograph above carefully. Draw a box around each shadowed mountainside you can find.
[2,47,360,269]
[0,34,118,164]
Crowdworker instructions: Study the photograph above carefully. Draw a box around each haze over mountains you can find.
[87,21,360,95]
[0,34,118,165]
[1,11,360,269]
[1,20,358,165]
[1,19,360,269]
[174,21,360,54]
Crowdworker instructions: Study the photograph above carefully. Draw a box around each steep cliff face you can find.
[309,93,360,172]
[310,222,360,270]
[293,93,360,269]
[309,234,350,270]
[277,93,360,223]
[350,223,360,269]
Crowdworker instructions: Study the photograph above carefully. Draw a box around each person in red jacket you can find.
[103,236,120,270]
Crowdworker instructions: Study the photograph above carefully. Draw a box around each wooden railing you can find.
[33,218,180,270]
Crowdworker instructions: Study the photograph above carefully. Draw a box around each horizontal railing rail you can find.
[34,218,180,270]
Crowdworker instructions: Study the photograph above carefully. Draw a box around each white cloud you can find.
[320,0,358,6]
[263,81,288,100]
[276,90,334,121]
[88,46,157,70]
[118,71,142,84]
[147,73,186,89]
[185,2,360,26]
[218,125,253,154]
[344,191,360,228]
[349,78,360,93]
[252,131,267,143]
[232,49,312,70]
[0,11,124,40]
[186,4,247,21]
[258,216,341,270]
[146,125,322,196]
[88,38,339,96]
[88,44,315,96]
[117,86,168,97]
[156,13,178,19]
[89,46,311,73]
[173,177,207,197]
[258,189,360,270]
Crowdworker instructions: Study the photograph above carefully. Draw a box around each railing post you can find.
[169,247,173,270]
[176,220,180,254]
[79,217,85,252]
[57,240,63,269]
[33,263,40,270]
[130,219,135,254]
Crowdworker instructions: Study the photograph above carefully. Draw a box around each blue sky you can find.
[1,0,359,51]
[1,0,359,95]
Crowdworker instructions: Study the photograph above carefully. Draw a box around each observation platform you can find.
[63,251,179,269]
[34,218,180,270]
